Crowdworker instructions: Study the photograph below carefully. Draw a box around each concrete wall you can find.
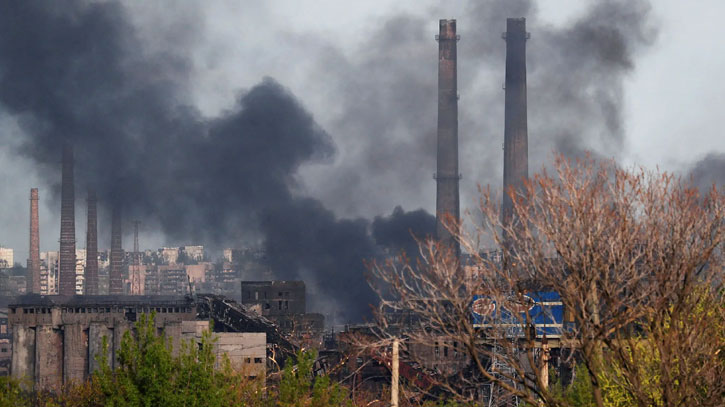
[241,281,306,316]
[63,324,86,383]
[35,326,62,391]
[10,326,34,382]
[88,323,111,375]
[9,297,196,391]
[215,332,266,377]
[182,321,266,378]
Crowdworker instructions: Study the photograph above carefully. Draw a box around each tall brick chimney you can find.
[28,188,41,293]
[502,18,529,227]
[84,189,99,295]
[435,19,460,256]
[108,205,124,295]
[58,144,77,296]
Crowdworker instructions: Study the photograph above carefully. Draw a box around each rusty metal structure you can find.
[108,205,124,295]
[28,188,41,293]
[502,18,529,227]
[85,189,99,295]
[58,144,77,296]
[434,19,461,256]
[195,294,296,358]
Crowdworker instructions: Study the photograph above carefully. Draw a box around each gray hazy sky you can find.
[0,0,723,262]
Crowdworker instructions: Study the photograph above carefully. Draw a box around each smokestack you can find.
[108,204,124,295]
[85,189,99,295]
[502,18,529,226]
[58,144,77,296]
[27,188,41,293]
[435,19,460,256]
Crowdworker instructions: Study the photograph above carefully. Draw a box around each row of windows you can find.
[243,357,264,364]
[12,306,193,315]
[246,290,293,300]
[434,341,460,358]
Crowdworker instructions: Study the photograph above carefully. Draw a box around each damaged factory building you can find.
[241,280,324,345]
[8,295,266,391]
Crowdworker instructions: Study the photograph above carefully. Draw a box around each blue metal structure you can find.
[471,291,564,337]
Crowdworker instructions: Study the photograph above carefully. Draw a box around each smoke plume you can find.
[688,153,725,192]
[0,0,659,321]
[300,0,658,217]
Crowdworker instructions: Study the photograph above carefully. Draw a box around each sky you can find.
[0,0,722,320]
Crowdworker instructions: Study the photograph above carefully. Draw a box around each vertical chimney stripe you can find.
[109,205,123,295]
[28,188,41,293]
[58,144,77,296]
[435,19,461,256]
[502,18,529,226]
[85,189,98,295]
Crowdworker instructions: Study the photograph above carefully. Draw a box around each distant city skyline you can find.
[1,1,723,321]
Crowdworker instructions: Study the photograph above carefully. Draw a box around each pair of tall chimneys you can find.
[434,18,528,251]
[27,145,123,295]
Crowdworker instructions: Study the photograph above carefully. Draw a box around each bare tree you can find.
[369,155,725,407]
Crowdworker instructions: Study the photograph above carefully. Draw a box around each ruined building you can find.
[9,295,267,390]
[434,19,461,256]
[241,281,324,340]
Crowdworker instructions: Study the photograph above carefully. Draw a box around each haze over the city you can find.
[0,0,723,321]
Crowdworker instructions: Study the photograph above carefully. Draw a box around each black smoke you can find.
[0,1,436,322]
[300,0,658,218]
[689,153,725,192]
[373,206,436,258]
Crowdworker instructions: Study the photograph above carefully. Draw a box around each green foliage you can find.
[548,363,635,407]
[278,349,351,407]
[93,313,262,407]
[0,376,30,407]
[2,316,357,406]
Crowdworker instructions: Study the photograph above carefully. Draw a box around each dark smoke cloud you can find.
[0,0,661,321]
[688,153,725,192]
[300,0,658,217]
[0,0,431,322]
[373,206,436,258]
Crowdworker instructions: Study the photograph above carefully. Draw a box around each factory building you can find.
[241,281,324,341]
[8,295,266,391]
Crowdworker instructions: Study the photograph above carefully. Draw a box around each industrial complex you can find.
[0,17,567,404]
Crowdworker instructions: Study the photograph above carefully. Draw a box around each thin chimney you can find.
[58,144,77,296]
[108,204,124,295]
[85,189,99,295]
[435,19,461,256]
[502,18,529,227]
[28,188,41,293]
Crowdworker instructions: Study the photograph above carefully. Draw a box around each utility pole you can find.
[391,338,399,407]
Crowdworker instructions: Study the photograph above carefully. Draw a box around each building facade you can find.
[241,281,324,342]
[9,295,196,390]
[40,251,59,295]
[0,247,13,269]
